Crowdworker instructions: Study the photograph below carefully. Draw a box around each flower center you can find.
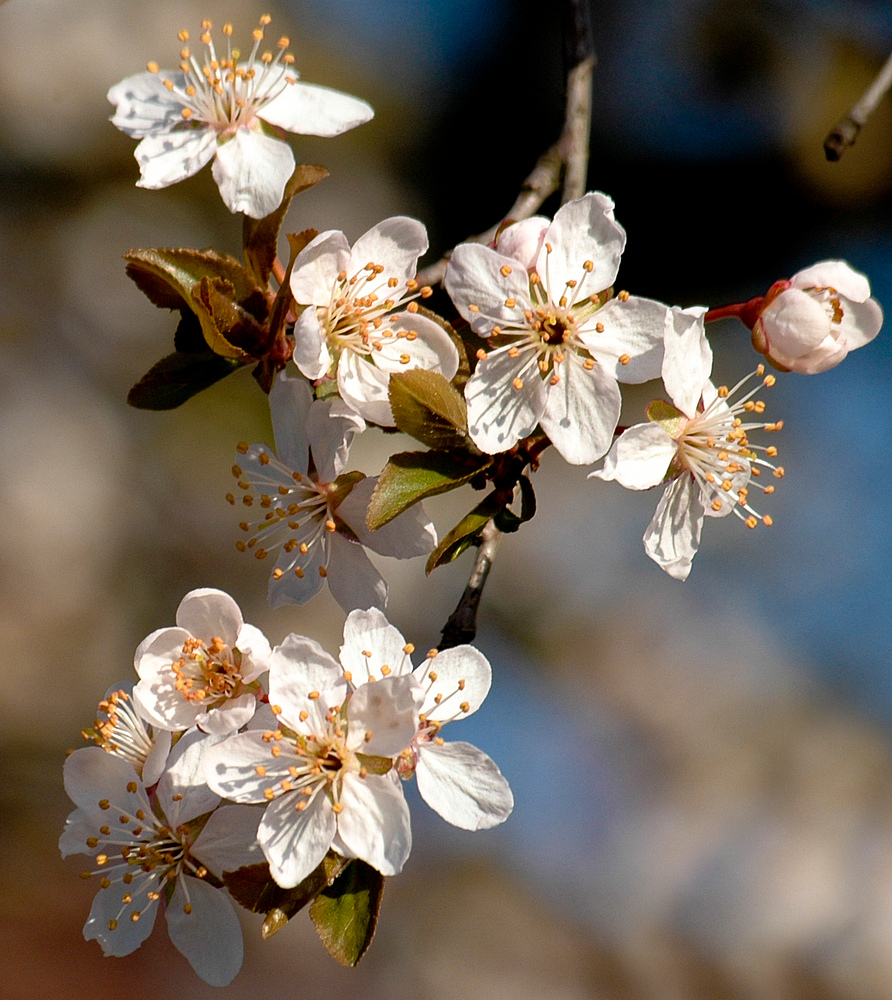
[148,16,297,130]
[82,689,155,770]
[172,636,243,705]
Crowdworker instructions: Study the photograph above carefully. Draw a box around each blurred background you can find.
[3,0,892,996]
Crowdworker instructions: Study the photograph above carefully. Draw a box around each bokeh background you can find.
[3,0,892,997]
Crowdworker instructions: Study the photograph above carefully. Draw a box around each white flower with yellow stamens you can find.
[290,217,460,425]
[60,730,262,986]
[592,307,784,580]
[134,588,271,735]
[202,632,422,888]
[227,371,437,611]
[107,16,374,217]
[444,191,672,463]
[339,609,514,831]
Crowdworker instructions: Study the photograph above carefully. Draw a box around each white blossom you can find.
[82,684,171,786]
[107,16,373,218]
[593,308,784,580]
[202,633,422,888]
[752,260,883,374]
[340,609,514,831]
[60,731,261,986]
[133,588,270,735]
[228,371,436,611]
[444,192,672,464]
[290,217,459,424]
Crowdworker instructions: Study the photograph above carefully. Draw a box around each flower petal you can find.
[578,294,670,384]
[133,127,218,189]
[538,191,626,295]
[660,305,712,416]
[84,876,159,956]
[349,217,427,285]
[192,803,264,876]
[465,347,545,454]
[347,675,422,756]
[203,731,295,803]
[373,313,460,381]
[413,645,492,721]
[592,422,677,489]
[337,476,437,558]
[63,747,146,818]
[260,80,374,137]
[306,395,366,482]
[269,633,346,733]
[415,741,513,830]
[540,354,621,465]
[157,727,223,824]
[325,534,389,612]
[792,259,871,302]
[340,609,411,685]
[175,588,243,647]
[495,216,549,269]
[444,243,533,337]
[336,774,412,876]
[290,229,352,306]
[211,127,295,218]
[337,350,395,425]
[293,307,334,379]
[259,788,336,888]
[643,476,705,580]
[269,371,312,473]
[840,295,883,350]
[107,71,186,138]
[166,876,243,987]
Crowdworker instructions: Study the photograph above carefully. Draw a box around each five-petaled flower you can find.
[290,217,460,425]
[228,371,437,611]
[107,15,374,217]
[340,609,514,830]
[444,192,672,464]
[60,731,262,986]
[202,631,422,888]
[134,588,271,735]
[750,260,883,374]
[592,307,784,580]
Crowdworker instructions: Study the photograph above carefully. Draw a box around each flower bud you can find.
[751,260,882,374]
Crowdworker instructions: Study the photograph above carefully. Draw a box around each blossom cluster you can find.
[62,590,512,984]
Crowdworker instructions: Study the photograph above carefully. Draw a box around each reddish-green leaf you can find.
[309,860,384,967]
[127,350,246,409]
[426,491,505,573]
[389,369,471,450]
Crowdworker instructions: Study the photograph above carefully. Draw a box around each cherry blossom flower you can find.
[592,307,784,580]
[339,609,514,831]
[81,684,171,786]
[444,192,672,464]
[133,589,271,735]
[107,16,374,218]
[290,217,460,424]
[750,260,883,374]
[227,371,436,610]
[202,633,422,888]
[61,730,262,986]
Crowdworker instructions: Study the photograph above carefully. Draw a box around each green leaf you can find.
[426,491,505,573]
[368,450,489,530]
[646,398,686,439]
[493,474,537,533]
[223,853,350,932]
[124,247,262,311]
[389,369,471,450]
[127,350,245,409]
[243,164,329,285]
[309,859,384,967]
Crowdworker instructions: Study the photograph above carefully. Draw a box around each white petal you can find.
[199,695,259,736]
[84,877,159,956]
[260,80,374,137]
[337,350,395,425]
[133,127,217,189]
[415,741,513,830]
[269,634,346,733]
[340,609,411,685]
[540,354,621,464]
[336,774,412,876]
[347,675,422,756]
[259,788,336,888]
[269,371,311,472]
[839,295,883,350]
[142,729,172,787]
[792,259,871,301]
[337,475,437,557]
[306,395,366,481]
[175,588,243,646]
[538,192,626,294]
[495,216,549,269]
[235,623,272,681]
[290,229,352,305]
[660,305,712,416]
[63,747,146,817]
[759,288,829,356]
[372,312,460,382]
[293,307,334,379]
[202,730,289,803]
[192,804,265,876]
[349,217,427,285]
[267,527,329,609]
[325,534,389,612]
[643,476,705,580]
[212,128,295,218]
[59,808,98,859]
[465,347,544,454]
[158,728,223,824]
[166,877,243,987]
[579,294,670,383]
[444,243,533,337]
[593,422,677,489]
[413,645,492,721]
[107,71,186,137]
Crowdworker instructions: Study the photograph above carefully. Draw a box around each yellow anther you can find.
[617,290,630,301]
[476,348,487,360]
[763,515,774,526]
[332,802,344,814]
[512,377,524,390]
[618,354,630,365]
[500,265,513,276]
[765,446,778,457]
[745,516,758,529]
[146,61,159,73]
[255,765,266,777]
[180,108,194,119]
[505,297,516,308]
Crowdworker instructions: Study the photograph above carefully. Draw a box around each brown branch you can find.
[438,521,502,650]
[825,46,892,161]
[416,1,596,287]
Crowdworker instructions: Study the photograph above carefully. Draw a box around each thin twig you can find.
[416,1,596,287]
[825,46,892,161]
[438,521,502,650]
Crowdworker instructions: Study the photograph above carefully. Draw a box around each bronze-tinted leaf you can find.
[368,450,489,530]
[309,860,384,967]
[124,247,263,312]
[192,276,267,358]
[389,369,471,450]
[426,490,505,573]
[127,350,245,410]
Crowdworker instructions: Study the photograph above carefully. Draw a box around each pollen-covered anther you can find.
[746,516,758,529]
[617,290,630,302]
[512,377,524,390]
[618,354,630,365]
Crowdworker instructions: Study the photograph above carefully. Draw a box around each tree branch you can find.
[416,0,596,287]
[438,521,502,650]
[825,46,892,161]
